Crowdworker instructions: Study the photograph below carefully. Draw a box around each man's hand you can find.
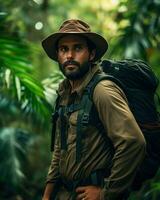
[76,185,101,200]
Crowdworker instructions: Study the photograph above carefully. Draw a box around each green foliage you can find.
[0,7,52,199]
[42,70,64,105]
[0,128,32,187]
[128,171,160,200]
[110,0,160,61]
[0,13,51,125]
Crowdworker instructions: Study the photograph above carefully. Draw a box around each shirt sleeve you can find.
[93,80,146,200]
[46,133,61,184]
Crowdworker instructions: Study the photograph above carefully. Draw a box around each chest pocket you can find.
[58,104,82,152]
[69,111,78,126]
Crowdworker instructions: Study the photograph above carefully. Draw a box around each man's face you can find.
[57,35,95,80]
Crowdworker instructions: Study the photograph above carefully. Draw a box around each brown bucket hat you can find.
[42,19,108,62]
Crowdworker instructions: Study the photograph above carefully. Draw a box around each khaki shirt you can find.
[47,65,146,200]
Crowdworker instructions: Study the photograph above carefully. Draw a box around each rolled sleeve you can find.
[93,80,146,200]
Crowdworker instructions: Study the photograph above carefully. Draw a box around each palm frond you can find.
[0,36,51,125]
[0,128,34,187]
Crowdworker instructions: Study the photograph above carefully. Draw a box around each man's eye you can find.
[75,46,83,51]
[58,47,67,52]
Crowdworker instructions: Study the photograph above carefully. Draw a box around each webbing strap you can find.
[75,73,118,162]
[58,104,82,152]
[90,171,98,185]
[59,107,67,150]
[51,95,60,151]
[76,93,93,162]
[65,104,81,114]
[86,73,126,97]
[76,107,84,163]
[51,112,58,151]
[75,74,108,162]
[50,102,81,153]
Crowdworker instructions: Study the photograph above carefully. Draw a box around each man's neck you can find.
[69,78,84,93]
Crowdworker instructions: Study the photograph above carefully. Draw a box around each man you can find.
[41,19,146,200]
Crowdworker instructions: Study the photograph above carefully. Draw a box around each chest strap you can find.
[59,107,68,150]
[76,91,93,162]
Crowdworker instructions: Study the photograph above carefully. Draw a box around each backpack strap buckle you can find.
[66,104,81,114]
[68,104,74,113]
[82,113,90,124]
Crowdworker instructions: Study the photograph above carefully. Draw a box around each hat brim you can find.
[42,32,108,62]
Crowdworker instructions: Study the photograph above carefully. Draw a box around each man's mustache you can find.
[62,60,80,68]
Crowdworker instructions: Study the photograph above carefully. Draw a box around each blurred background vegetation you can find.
[0,0,160,199]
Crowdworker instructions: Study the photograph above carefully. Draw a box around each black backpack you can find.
[100,59,160,189]
[51,59,160,189]
[101,59,160,124]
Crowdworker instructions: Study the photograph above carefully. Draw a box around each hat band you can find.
[59,23,91,33]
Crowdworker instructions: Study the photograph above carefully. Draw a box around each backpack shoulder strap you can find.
[75,72,124,162]
[87,72,126,99]
[75,74,106,162]
[51,95,61,151]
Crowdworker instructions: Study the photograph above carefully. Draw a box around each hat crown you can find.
[59,19,91,33]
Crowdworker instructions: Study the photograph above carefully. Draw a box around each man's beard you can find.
[58,60,91,80]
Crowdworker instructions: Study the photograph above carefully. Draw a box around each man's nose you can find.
[66,50,74,60]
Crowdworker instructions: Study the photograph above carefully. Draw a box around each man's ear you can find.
[89,49,96,61]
